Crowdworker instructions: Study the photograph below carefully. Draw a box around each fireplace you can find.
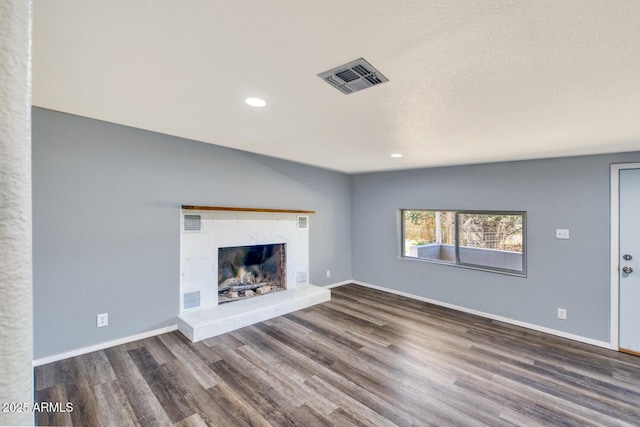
[218,243,286,304]
[179,207,330,342]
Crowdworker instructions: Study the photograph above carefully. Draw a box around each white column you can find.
[0,1,33,426]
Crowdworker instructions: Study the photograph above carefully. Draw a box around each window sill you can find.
[399,255,527,278]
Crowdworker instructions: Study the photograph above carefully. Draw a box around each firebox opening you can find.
[218,243,286,304]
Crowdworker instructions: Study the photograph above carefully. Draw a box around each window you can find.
[401,210,526,275]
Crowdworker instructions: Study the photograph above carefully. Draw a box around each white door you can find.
[619,168,640,354]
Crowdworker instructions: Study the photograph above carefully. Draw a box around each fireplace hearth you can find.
[218,243,286,304]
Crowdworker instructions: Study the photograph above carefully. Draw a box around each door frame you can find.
[610,162,640,350]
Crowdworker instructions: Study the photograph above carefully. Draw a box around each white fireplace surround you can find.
[178,208,330,342]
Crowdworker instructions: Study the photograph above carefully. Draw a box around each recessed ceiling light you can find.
[245,97,266,107]
[390,153,403,158]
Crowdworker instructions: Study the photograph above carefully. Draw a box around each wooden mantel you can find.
[182,205,316,214]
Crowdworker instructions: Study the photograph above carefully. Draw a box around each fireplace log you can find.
[226,283,267,292]
[218,277,242,291]
[256,285,272,295]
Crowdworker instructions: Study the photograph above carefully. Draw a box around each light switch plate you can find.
[555,229,570,239]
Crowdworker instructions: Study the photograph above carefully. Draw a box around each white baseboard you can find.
[346,280,614,350]
[33,325,178,367]
[34,280,615,366]
[323,280,353,289]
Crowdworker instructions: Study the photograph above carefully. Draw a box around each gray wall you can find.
[32,108,352,359]
[33,105,639,356]
[351,152,640,343]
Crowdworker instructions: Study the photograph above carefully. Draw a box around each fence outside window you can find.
[401,209,526,276]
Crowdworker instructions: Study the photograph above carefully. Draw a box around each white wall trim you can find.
[35,269,619,367]
[33,325,178,367]
[610,162,640,352]
[33,279,347,366]
[323,280,353,289]
[347,280,613,350]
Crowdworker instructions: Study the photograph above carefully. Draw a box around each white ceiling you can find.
[33,1,640,173]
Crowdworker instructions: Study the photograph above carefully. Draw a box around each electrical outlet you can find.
[557,308,567,320]
[555,229,570,239]
[326,270,331,278]
[97,313,109,328]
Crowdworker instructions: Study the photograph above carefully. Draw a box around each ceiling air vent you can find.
[318,58,389,94]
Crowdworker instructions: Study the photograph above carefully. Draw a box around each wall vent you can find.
[183,291,201,309]
[297,215,309,230]
[184,214,201,232]
[296,271,308,285]
[318,58,389,94]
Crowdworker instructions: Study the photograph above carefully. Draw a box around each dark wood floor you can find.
[35,284,640,426]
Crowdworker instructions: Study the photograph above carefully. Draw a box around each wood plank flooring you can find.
[35,284,640,426]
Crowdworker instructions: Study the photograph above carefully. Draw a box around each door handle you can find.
[622,266,633,274]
